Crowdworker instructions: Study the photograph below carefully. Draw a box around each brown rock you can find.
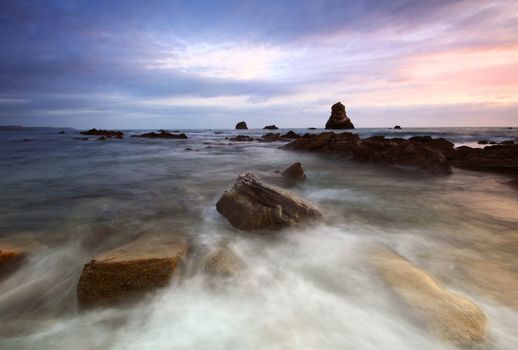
[408,136,455,156]
[80,129,124,138]
[0,248,26,279]
[235,121,248,130]
[448,144,518,174]
[373,249,487,346]
[259,133,282,142]
[136,131,188,139]
[77,236,188,308]
[325,102,354,129]
[281,131,301,139]
[281,162,306,181]
[283,132,451,174]
[216,172,322,231]
[203,246,245,278]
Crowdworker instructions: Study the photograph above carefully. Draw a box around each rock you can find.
[307,127,317,130]
[22,139,30,142]
[500,140,515,145]
[263,125,279,130]
[448,144,518,174]
[259,133,282,142]
[80,129,124,138]
[203,246,245,278]
[75,137,89,141]
[325,102,354,129]
[283,132,451,174]
[58,131,65,134]
[136,131,188,139]
[235,121,248,130]
[477,140,489,145]
[281,131,301,139]
[281,162,306,181]
[373,249,487,346]
[229,135,255,142]
[216,172,322,231]
[97,136,106,141]
[0,248,26,279]
[77,236,188,308]
[394,125,402,129]
[184,147,193,151]
[408,136,455,156]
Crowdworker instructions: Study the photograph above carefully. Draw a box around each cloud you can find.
[0,0,517,127]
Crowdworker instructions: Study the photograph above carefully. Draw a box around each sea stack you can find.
[235,121,248,130]
[325,102,354,129]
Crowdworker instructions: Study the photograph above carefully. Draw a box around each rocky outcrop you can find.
[283,132,451,174]
[259,133,282,142]
[373,249,487,346]
[216,172,322,231]
[77,236,188,308]
[448,144,518,174]
[394,125,402,129]
[408,136,455,156]
[80,129,124,139]
[235,121,248,130]
[263,125,279,130]
[325,102,354,129]
[136,131,188,139]
[281,162,306,181]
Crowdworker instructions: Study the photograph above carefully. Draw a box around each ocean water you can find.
[0,127,517,349]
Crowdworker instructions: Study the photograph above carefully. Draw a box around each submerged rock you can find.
[80,129,124,139]
[325,102,354,129]
[136,131,188,139]
[263,125,279,130]
[229,135,255,142]
[281,162,306,181]
[203,246,245,278]
[373,249,487,346]
[216,172,321,231]
[77,236,188,308]
[235,121,248,130]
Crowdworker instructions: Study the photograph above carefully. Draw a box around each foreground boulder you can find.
[216,172,321,231]
[136,131,188,139]
[283,132,451,174]
[263,125,279,130]
[80,129,124,139]
[235,121,248,130]
[325,102,354,129]
[373,249,487,346]
[281,162,306,181]
[77,236,188,308]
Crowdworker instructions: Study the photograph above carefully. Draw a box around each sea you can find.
[0,127,517,349]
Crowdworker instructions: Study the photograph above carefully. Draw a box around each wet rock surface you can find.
[77,236,188,308]
[283,132,451,174]
[373,249,487,346]
[80,129,124,139]
[281,162,306,181]
[135,131,188,139]
[0,248,26,279]
[448,144,518,174]
[325,102,354,129]
[216,172,322,231]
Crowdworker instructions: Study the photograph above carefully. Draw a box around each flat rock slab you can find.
[77,236,188,308]
[373,249,487,346]
[216,172,322,231]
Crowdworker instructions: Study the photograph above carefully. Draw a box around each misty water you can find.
[0,127,517,349]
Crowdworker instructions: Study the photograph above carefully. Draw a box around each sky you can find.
[0,0,517,129]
